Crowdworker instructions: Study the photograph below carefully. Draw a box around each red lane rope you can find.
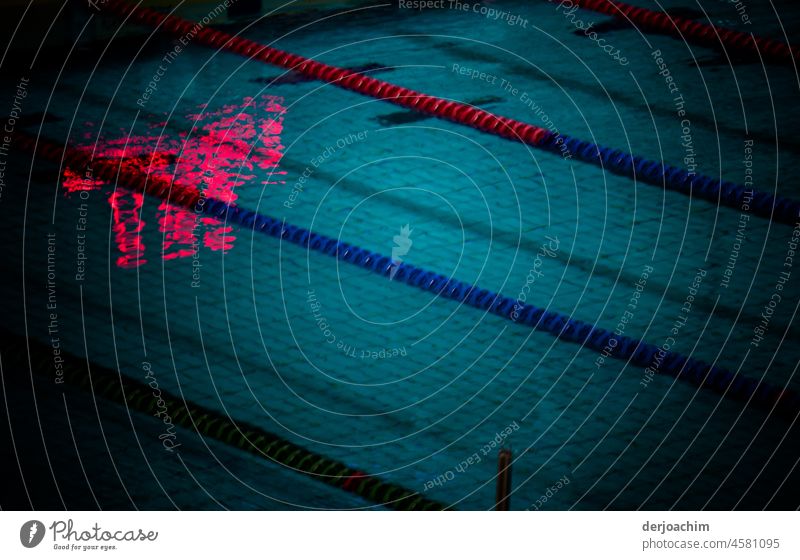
[555,0,800,64]
[103,0,552,147]
[95,0,800,225]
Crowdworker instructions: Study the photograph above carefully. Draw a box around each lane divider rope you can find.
[1,329,448,511]
[101,0,800,225]
[551,0,800,65]
[17,132,800,422]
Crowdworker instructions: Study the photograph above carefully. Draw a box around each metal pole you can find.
[496,448,512,511]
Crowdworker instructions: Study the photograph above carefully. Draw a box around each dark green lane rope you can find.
[1,331,449,510]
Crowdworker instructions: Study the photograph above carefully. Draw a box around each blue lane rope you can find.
[202,198,799,421]
[17,132,798,419]
[543,134,800,225]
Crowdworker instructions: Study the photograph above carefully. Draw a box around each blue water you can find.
[1,0,799,509]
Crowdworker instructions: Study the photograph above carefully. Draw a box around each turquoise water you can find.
[1,0,799,509]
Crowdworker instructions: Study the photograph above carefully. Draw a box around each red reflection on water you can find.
[62,167,105,193]
[61,95,286,268]
[111,190,147,269]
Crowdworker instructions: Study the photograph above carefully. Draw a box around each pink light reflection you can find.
[60,95,286,268]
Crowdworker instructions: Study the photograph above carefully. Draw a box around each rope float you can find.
[540,133,799,224]
[101,0,800,225]
[17,133,800,422]
[0,329,448,510]
[552,0,800,65]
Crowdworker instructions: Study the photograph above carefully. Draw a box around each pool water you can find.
[1,0,799,510]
